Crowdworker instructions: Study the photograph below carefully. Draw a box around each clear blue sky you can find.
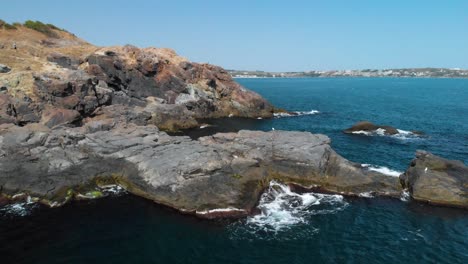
[2,0,468,71]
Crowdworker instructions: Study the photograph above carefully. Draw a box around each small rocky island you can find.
[0,21,466,217]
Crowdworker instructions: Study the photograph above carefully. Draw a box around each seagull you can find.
[272,127,275,131]
[425,167,428,173]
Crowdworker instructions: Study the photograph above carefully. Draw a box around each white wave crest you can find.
[245,181,348,233]
[350,128,421,140]
[361,164,403,177]
[274,110,320,118]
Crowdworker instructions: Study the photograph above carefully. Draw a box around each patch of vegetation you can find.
[0,19,17,30]
[232,173,243,179]
[23,20,62,37]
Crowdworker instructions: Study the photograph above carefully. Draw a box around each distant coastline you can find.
[229,68,468,78]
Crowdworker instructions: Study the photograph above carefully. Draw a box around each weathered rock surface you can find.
[0,26,274,130]
[0,123,403,218]
[1,22,465,219]
[400,151,468,208]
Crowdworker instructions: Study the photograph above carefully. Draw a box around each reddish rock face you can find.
[0,30,274,131]
[41,108,81,128]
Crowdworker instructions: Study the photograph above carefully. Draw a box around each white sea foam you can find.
[274,110,320,118]
[0,201,37,217]
[358,192,375,198]
[400,189,411,202]
[196,208,246,215]
[396,129,412,135]
[244,181,348,233]
[351,130,371,135]
[99,185,126,196]
[361,164,403,177]
[351,127,421,140]
[375,128,386,136]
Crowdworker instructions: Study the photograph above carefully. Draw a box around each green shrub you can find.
[0,19,17,30]
[46,23,65,31]
[23,20,58,37]
[4,23,17,30]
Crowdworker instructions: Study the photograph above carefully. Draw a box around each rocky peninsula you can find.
[0,22,466,217]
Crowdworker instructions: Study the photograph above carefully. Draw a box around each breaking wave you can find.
[400,189,411,202]
[0,197,37,217]
[274,110,320,118]
[229,181,348,239]
[361,164,403,177]
[99,185,127,196]
[351,128,422,140]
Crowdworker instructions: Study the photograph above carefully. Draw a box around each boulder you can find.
[146,103,199,131]
[0,64,11,73]
[40,108,81,128]
[47,52,80,69]
[400,151,467,208]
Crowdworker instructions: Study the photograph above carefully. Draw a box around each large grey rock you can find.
[0,124,403,218]
[400,151,468,208]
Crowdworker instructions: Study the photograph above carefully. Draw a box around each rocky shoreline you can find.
[0,23,466,218]
[0,121,466,218]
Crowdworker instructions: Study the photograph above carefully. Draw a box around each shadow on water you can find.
[167,117,271,139]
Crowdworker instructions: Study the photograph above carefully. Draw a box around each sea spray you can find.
[229,181,348,239]
[274,110,320,118]
[361,164,403,177]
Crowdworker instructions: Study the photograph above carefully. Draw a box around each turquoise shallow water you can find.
[1,78,467,263]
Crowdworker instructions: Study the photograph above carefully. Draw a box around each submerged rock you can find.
[400,151,468,208]
[344,121,399,135]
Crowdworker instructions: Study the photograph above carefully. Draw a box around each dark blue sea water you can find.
[237,78,468,171]
[1,78,467,263]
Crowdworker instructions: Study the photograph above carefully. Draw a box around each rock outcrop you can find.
[0,22,465,218]
[344,121,423,136]
[344,121,399,135]
[0,24,274,131]
[400,151,468,208]
[0,122,403,218]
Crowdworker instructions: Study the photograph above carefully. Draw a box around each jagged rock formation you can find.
[400,151,468,208]
[0,24,273,131]
[0,22,465,217]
